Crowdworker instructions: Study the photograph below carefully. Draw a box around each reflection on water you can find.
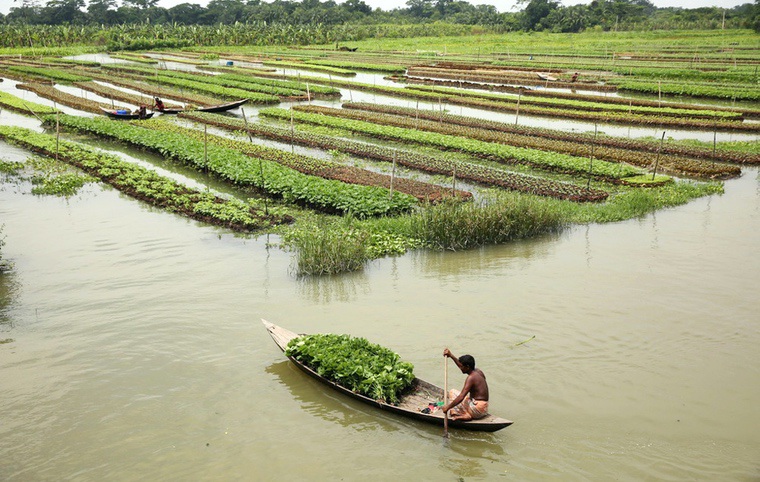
[296,269,370,303]
[411,234,560,279]
[0,270,19,329]
[265,360,397,433]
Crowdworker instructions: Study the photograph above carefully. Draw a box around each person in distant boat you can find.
[153,97,165,111]
[135,104,147,118]
[442,348,489,421]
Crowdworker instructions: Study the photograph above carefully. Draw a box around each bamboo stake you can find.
[652,131,665,181]
[389,150,396,200]
[204,124,208,166]
[443,356,449,438]
[55,108,60,162]
[586,123,598,189]
[452,162,456,198]
[515,91,521,125]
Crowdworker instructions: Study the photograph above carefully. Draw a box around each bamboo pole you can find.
[389,150,396,201]
[443,356,449,438]
[652,131,666,181]
[515,91,521,125]
[586,123,598,189]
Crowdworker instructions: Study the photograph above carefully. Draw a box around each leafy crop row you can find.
[407,84,742,121]
[610,78,760,102]
[180,111,609,202]
[342,102,757,167]
[101,64,279,103]
[262,60,356,76]
[4,65,92,83]
[0,90,58,116]
[261,107,643,180]
[304,59,406,74]
[0,125,287,231]
[16,82,112,114]
[48,114,417,217]
[340,102,742,179]
[141,118,471,202]
[199,67,340,95]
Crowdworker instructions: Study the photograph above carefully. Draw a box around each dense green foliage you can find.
[0,125,285,231]
[1,0,755,33]
[48,115,417,218]
[285,333,415,404]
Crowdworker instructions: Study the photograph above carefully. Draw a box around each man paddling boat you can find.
[442,348,489,421]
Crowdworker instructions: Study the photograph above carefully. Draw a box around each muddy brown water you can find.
[1,66,759,480]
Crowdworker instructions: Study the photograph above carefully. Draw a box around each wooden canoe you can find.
[156,107,185,114]
[537,73,558,81]
[196,98,248,113]
[99,107,154,120]
[263,319,513,432]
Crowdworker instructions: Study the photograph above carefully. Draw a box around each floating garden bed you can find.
[0,125,289,232]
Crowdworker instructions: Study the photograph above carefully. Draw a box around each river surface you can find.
[1,59,760,480]
[1,143,759,480]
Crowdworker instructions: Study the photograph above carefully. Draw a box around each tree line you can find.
[3,0,758,33]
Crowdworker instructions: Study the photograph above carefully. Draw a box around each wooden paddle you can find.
[443,355,449,438]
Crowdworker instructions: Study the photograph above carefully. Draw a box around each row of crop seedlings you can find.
[335,103,741,180]
[137,118,472,203]
[406,66,611,92]
[500,85,760,120]
[340,102,756,166]
[85,72,227,107]
[179,111,609,203]
[49,115,417,218]
[99,64,280,103]
[0,90,58,116]
[407,84,743,121]
[101,64,339,100]
[197,67,340,96]
[259,107,645,183]
[2,65,92,83]
[16,82,110,114]
[0,125,288,232]
[402,86,758,132]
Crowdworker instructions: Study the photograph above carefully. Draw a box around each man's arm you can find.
[443,375,473,413]
[443,348,465,372]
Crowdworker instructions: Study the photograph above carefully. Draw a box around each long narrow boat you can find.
[99,107,154,120]
[263,319,513,432]
[197,98,248,113]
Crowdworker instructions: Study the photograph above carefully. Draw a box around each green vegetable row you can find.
[260,107,643,180]
[0,90,58,116]
[4,65,92,83]
[338,102,740,179]
[0,125,286,231]
[48,115,417,217]
[180,111,610,202]
[407,84,742,120]
[101,64,279,103]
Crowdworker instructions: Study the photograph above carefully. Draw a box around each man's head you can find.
[459,354,475,373]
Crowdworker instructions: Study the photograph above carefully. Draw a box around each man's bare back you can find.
[442,348,490,420]
[466,368,489,401]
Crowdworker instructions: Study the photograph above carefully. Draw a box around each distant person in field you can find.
[442,348,489,421]
[571,72,579,82]
[154,97,165,111]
